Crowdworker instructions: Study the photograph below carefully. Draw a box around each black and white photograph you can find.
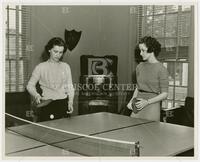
[0,0,198,159]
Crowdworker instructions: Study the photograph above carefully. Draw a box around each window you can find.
[5,5,31,92]
[136,5,193,108]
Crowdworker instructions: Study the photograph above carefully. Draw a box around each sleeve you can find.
[26,64,41,97]
[65,64,75,104]
[27,65,41,86]
[158,65,169,93]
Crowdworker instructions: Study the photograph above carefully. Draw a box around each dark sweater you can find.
[136,62,169,94]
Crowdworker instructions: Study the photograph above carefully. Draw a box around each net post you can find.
[130,141,140,156]
[135,141,140,156]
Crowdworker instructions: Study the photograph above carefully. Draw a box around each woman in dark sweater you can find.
[127,36,169,121]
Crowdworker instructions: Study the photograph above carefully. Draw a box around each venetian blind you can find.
[137,5,192,61]
[136,5,193,108]
[5,5,32,92]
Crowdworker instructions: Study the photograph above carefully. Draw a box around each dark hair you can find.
[45,37,67,57]
[139,36,161,57]
[134,44,144,64]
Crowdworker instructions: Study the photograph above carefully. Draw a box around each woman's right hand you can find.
[34,94,42,104]
[127,101,133,110]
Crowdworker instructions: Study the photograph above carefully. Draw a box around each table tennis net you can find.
[5,113,140,156]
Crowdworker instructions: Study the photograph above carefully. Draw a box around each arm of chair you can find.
[162,105,181,112]
[161,105,184,123]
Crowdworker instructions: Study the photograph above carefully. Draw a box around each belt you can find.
[138,89,159,95]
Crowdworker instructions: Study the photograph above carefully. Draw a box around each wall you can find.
[29,5,194,115]
[29,6,137,115]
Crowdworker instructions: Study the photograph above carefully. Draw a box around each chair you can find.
[182,97,194,127]
[162,97,194,127]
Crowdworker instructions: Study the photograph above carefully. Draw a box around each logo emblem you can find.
[65,29,82,51]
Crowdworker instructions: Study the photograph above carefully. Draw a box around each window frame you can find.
[5,5,31,92]
[136,5,192,108]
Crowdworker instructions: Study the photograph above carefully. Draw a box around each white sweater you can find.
[27,60,74,103]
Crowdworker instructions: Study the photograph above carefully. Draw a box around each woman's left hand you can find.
[67,102,73,114]
[135,98,149,110]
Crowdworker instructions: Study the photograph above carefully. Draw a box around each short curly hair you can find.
[45,37,67,57]
[139,36,161,57]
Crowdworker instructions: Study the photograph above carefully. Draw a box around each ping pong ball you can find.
[50,114,54,119]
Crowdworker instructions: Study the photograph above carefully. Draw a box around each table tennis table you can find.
[5,112,194,157]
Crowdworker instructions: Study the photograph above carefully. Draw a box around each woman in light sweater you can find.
[27,37,74,122]
[127,36,169,121]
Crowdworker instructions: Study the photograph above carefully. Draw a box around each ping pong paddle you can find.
[132,98,140,114]
[35,99,53,108]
